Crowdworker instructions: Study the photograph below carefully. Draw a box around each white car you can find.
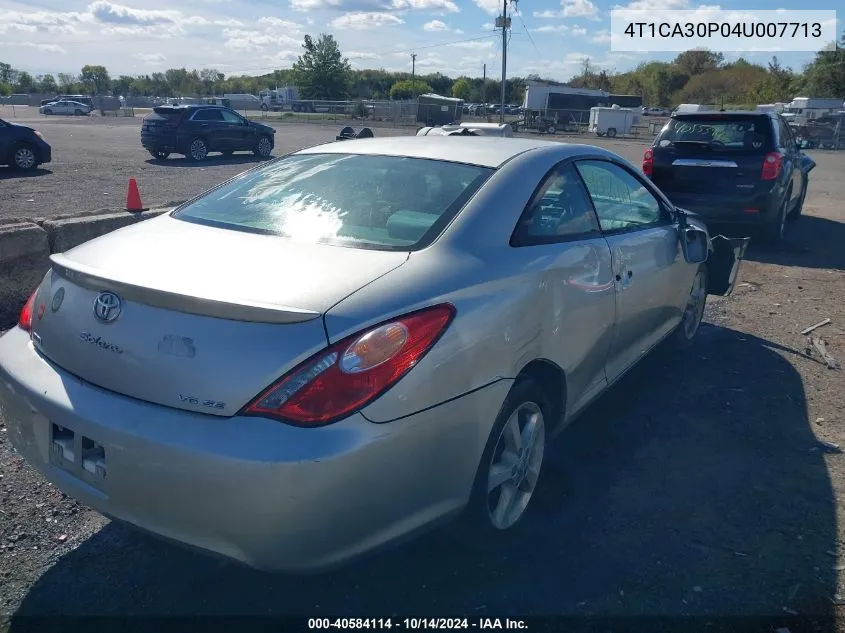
[39,100,91,116]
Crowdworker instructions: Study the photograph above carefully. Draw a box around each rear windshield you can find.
[172,153,494,251]
[657,116,772,152]
[151,106,186,120]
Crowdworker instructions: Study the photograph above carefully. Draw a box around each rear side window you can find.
[193,109,224,121]
[657,116,772,152]
[173,153,494,251]
[151,107,184,123]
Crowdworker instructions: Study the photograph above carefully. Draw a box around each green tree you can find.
[799,31,845,98]
[390,79,432,100]
[0,62,17,85]
[80,64,110,94]
[0,82,11,96]
[57,73,79,93]
[14,71,35,93]
[451,77,471,100]
[672,49,724,76]
[37,74,58,93]
[292,34,352,100]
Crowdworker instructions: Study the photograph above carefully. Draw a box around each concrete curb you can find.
[0,207,170,327]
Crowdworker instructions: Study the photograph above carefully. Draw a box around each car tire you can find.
[10,143,38,171]
[607,127,617,138]
[670,264,708,350]
[762,190,791,244]
[74,109,83,116]
[546,124,556,135]
[463,378,550,535]
[254,134,273,158]
[44,109,52,116]
[789,178,807,220]
[187,137,208,161]
[260,104,268,112]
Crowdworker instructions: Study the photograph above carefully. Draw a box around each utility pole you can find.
[411,53,417,83]
[496,0,510,124]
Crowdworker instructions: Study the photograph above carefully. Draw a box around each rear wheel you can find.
[11,144,38,170]
[762,190,790,244]
[607,127,617,138]
[671,265,708,350]
[546,124,556,135]
[74,109,83,116]
[789,178,807,220]
[464,379,550,534]
[43,109,53,116]
[187,137,208,161]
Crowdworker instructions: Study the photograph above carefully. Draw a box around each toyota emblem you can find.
[93,291,122,323]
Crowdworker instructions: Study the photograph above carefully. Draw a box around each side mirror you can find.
[680,226,709,265]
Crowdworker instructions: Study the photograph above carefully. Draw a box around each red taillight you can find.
[642,148,654,177]
[243,304,456,427]
[18,290,37,332]
[761,152,783,181]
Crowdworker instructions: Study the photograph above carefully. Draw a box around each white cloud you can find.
[330,11,405,29]
[482,22,494,29]
[133,52,166,63]
[534,0,599,20]
[591,28,611,43]
[562,0,599,19]
[289,0,458,11]
[0,9,88,35]
[0,41,68,54]
[88,1,178,25]
[214,18,243,26]
[473,0,501,16]
[614,0,689,8]
[536,24,568,32]
[262,51,299,65]
[424,19,449,31]
[447,39,495,49]
[348,51,381,59]
[221,18,303,52]
[572,26,587,35]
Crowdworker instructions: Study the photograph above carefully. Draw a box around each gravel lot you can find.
[0,106,411,221]
[1,105,844,630]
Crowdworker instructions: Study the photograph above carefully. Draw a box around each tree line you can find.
[2,31,843,107]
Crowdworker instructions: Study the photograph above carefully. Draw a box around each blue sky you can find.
[0,0,840,82]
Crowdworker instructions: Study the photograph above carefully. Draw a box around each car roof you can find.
[295,136,617,169]
[672,110,771,118]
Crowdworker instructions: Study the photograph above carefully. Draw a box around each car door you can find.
[510,161,616,417]
[220,108,254,150]
[574,158,685,383]
[190,108,226,150]
[0,119,11,163]
[776,115,802,208]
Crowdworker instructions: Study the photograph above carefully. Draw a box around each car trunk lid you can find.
[651,114,774,195]
[29,214,409,416]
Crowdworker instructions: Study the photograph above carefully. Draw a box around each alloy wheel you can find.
[682,270,707,340]
[486,401,546,530]
[13,147,36,170]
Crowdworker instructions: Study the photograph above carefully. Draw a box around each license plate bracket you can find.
[50,423,108,486]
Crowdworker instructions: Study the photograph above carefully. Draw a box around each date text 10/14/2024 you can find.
[308,619,528,630]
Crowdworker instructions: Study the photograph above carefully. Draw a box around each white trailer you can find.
[589,106,635,137]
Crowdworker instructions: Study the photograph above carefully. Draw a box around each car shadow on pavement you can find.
[743,215,845,271]
[7,324,837,627]
[0,167,52,180]
[145,155,271,168]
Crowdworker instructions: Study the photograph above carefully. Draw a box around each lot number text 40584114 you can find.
[307,618,529,630]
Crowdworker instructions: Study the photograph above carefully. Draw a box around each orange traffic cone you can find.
[126,177,146,212]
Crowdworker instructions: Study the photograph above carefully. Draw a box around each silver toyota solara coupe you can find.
[0,136,748,572]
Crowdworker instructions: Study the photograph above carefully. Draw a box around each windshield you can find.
[658,116,773,152]
[173,153,493,250]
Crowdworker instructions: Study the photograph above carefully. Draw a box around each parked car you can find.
[0,137,748,573]
[643,110,816,243]
[39,100,92,116]
[140,104,276,161]
[0,117,51,170]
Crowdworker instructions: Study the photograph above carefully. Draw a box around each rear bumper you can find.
[662,190,779,225]
[36,142,51,165]
[0,326,505,573]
